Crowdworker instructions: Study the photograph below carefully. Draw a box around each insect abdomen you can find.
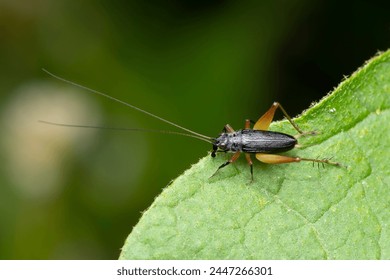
[240,129,297,153]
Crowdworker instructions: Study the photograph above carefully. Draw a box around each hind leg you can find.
[255,153,341,166]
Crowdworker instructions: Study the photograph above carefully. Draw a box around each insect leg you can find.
[299,157,341,167]
[253,102,303,134]
[274,102,304,134]
[245,153,254,181]
[255,153,341,166]
[210,151,241,178]
[255,153,300,164]
[224,124,235,133]
[245,119,251,129]
[253,103,279,131]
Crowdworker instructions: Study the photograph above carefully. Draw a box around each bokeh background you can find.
[0,0,388,259]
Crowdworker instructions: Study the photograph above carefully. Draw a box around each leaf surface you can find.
[120,50,390,259]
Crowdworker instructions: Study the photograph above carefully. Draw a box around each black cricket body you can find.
[42,70,341,182]
[213,129,297,154]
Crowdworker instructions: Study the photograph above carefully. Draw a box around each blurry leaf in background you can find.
[1,83,101,199]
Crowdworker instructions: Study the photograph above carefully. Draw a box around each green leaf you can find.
[120,50,390,259]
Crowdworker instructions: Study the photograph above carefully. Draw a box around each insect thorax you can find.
[214,131,243,153]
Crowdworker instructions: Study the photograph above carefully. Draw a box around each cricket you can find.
[41,69,341,181]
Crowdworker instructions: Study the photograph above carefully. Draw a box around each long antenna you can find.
[39,120,214,144]
[42,69,214,142]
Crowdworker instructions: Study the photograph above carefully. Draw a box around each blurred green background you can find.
[0,0,388,259]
